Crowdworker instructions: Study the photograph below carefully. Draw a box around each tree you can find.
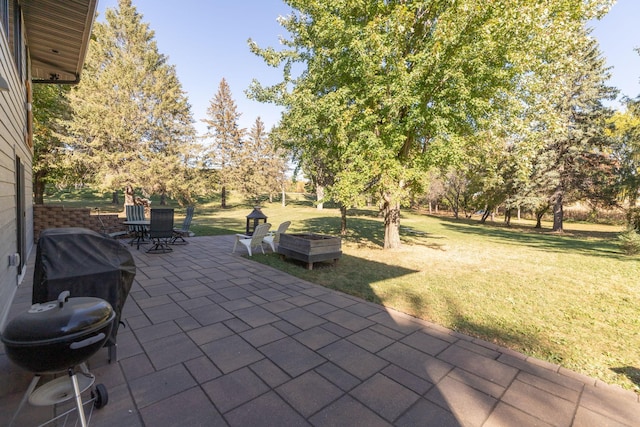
[64,0,198,207]
[32,84,71,203]
[609,95,640,207]
[252,118,289,203]
[249,0,613,248]
[202,78,245,208]
[529,29,617,232]
[238,117,288,204]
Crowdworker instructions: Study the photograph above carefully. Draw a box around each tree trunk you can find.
[221,186,227,208]
[552,189,564,232]
[340,205,347,235]
[160,192,167,205]
[382,196,401,249]
[112,190,119,205]
[282,185,286,207]
[33,171,46,204]
[480,208,491,224]
[535,211,544,228]
[446,191,460,219]
[316,185,324,210]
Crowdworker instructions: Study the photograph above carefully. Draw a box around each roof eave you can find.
[22,0,98,85]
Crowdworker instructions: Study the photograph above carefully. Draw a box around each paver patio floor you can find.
[1,235,638,426]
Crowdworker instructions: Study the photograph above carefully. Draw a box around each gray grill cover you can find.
[32,227,136,346]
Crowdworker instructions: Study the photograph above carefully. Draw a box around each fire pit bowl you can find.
[1,291,115,373]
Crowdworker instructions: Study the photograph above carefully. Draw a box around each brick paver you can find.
[1,235,638,426]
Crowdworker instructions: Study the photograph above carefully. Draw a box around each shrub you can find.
[627,207,640,232]
[618,226,640,255]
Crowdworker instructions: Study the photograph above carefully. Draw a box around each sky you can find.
[95,0,640,136]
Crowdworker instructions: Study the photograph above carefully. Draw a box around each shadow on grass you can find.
[611,367,640,390]
[251,252,418,305]
[435,215,626,260]
[299,216,386,247]
[298,215,444,249]
[190,217,246,237]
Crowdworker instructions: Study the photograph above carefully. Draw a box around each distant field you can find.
[44,189,640,392]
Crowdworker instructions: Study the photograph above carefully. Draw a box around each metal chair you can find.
[95,207,128,239]
[171,206,194,244]
[147,208,174,253]
[125,205,146,245]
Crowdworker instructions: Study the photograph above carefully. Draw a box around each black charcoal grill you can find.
[33,227,136,363]
[2,292,115,373]
[1,291,113,426]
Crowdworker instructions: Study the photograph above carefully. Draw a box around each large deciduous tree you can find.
[249,0,613,248]
[609,95,640,207]
[64,0,198,207]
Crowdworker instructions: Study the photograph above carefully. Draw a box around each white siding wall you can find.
[0,11,33,331]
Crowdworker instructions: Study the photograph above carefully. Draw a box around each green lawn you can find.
[44,190,640,392]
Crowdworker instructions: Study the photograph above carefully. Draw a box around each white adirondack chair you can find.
[263,221,291,252]
[233,223,271,256]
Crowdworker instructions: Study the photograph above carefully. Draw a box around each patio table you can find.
[123,220,150,249]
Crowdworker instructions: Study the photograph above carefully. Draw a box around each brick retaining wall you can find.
[33,205,126,242]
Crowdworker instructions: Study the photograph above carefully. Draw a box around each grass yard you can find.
[44,190,640,392]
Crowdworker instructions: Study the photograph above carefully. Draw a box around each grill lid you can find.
[1,291,114,345]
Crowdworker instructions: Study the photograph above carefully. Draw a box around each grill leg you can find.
[108,343,117,363]
[69,368,88,427]
[8,375,40,427]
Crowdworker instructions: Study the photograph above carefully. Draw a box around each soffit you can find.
[21,0,98,83]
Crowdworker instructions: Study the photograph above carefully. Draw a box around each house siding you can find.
[0,9,33,331]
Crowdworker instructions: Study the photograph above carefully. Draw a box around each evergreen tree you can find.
[240,117,288,204]
[530,30,617,232]
[32,84,71,204]
[64,0,198,206]
[202,78,245,208]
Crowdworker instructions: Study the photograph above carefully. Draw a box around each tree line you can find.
[33,0,640,250]
[248,0,639,248]
[32,0,286,209]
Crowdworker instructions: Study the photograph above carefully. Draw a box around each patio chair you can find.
[147,208,175,253]
[125,204,146,243]
[232,222,271,256]
[263,220,291,252]
[95,207,128,239]
[171,206,195,244]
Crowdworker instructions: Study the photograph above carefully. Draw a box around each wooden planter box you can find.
[278,233,342,270]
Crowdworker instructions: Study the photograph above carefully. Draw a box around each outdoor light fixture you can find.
[245,206,268,235]
[0,75,9,92]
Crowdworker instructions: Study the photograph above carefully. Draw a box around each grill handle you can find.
[58,291,70,308]
[70,333,106,350]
